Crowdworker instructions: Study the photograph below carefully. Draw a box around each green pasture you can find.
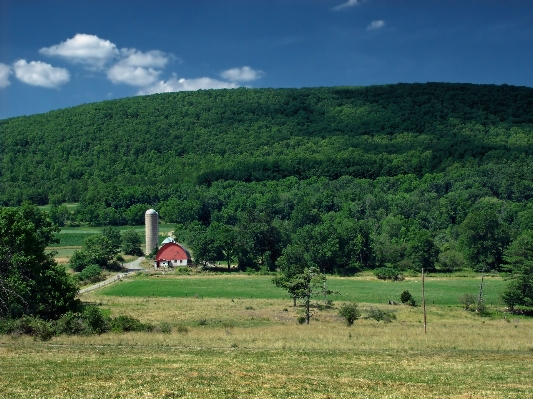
[101,275,507,306]
[50,247,78,258]
[38,203,79,212]
[48,224,175,248]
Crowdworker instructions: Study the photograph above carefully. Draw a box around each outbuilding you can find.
[154,240,191,268]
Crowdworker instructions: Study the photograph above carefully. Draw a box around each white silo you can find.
[145,209,159,256]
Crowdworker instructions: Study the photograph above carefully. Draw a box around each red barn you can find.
[154,242,191,268]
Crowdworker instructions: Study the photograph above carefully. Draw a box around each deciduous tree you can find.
[0,203,79,319]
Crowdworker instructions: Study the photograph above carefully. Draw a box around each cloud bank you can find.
[138,75,238,95]
[0,63,11,88]
[14,33,264,94]
[13,60,70,88]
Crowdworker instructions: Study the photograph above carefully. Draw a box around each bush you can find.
[400,290,413,304]
[338,302,361,326]
[373,267,405,281]
[69,250,92,272]
[176,325,189,334]
[109,315,152,332]
[55,305,109,335]
[297,315,307,324]
[459,293,477,311]
[82,305,109,334]
[175,267,190,275]
[154,322,172,334]
[77,265,104,284]
[55,312,92,335]
[4,316,55,341]
[366,307,396,323]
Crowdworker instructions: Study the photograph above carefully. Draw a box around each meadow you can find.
[2,274,532,398]
[101,274,507,307]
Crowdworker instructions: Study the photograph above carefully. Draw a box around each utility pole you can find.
[477,265,486,313]
[422,268,427,334]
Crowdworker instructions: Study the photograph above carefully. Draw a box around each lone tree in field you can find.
[275,265,324,324]
[0,203,79,320]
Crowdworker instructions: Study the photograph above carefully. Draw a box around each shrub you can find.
[175,267,190,275]
[6,316,55,341]
[366,307,396,323]
[155,322,172,334]
[400,290,413,304]
[297,315,307,324]
[109,315,152,332]
[77,265,104,284]
[459,293,477,311]
[338,302,361,326]
[55,312,92,335]
[82,305,109,334]
[373,267,405,281]
[56,305,109,335]
[176,325,189,334]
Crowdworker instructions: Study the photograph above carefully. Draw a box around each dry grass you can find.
[1,295,533,398]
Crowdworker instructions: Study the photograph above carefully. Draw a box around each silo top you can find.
[145,209,158,215]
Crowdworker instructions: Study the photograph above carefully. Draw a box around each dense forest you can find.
[1,83,533,291]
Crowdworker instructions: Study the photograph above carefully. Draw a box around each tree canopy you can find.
[0,203,79,319]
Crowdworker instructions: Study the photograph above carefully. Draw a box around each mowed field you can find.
[1,274,533,398]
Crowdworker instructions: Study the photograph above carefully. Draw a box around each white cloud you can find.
[367,20,385,30]
[0,63,11,88]
[39,33,118,69]
[332,0,362,11]
[13,60,70,88]
[106,49,171,86]
[118,49,169,68]
[107,64,162,86]
[138,75,238,95]
[221,66,263,82]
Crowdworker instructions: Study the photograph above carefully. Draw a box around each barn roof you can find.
[155,242,191,261]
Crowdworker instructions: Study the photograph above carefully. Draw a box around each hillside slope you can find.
[1,83,532,206]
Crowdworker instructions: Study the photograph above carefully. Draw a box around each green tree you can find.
[273,244,309,306]
[70,233,121,271]
[459,209,510,271]
[405,229,439,272]
[295,267,325,325]
[0,203,79,319]
[102,226,122,254]
[501,231,533,311]
[338,302,361,326]
[275,266,324,324]
[122,229,143,256]
[209,222,238,269]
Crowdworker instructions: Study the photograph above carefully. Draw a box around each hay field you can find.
[1,276,532,398]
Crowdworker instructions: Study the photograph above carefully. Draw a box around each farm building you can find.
[154,239,192,268]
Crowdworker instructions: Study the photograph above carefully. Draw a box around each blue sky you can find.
[1,0,532,119]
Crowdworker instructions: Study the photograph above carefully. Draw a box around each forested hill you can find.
[1,82,532,208]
